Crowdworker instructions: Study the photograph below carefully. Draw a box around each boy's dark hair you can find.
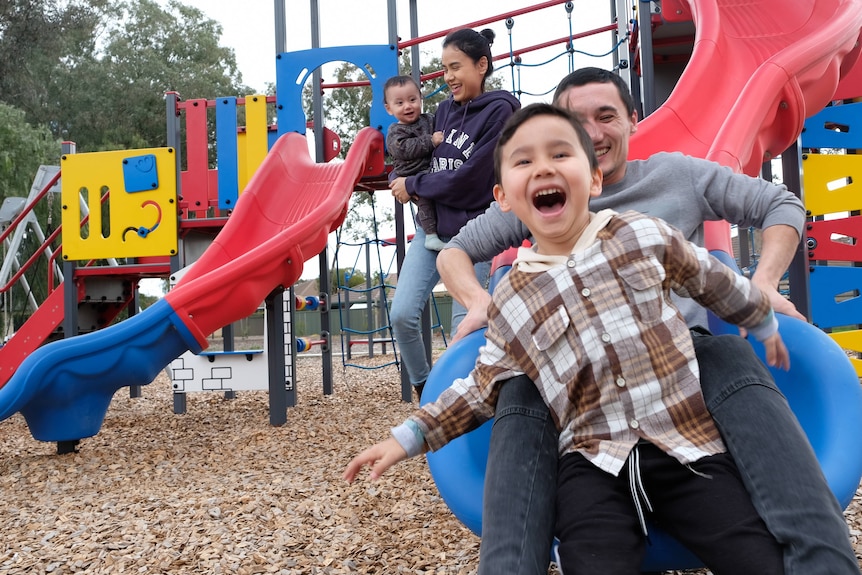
[442,28,495,85]
[383,75,421,102]
[493,103,598,184]
[553,67,636,117]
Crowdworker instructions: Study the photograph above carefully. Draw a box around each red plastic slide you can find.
[629,0,862,253]
[165,127,385,349]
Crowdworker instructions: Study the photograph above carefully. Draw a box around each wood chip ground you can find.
[1,354,860,574]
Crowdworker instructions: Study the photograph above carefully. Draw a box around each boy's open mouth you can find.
[533,189,565,213]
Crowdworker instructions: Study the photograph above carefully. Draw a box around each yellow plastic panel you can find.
[239,94,270,193]
[61,147,177,261]
[829,329,862,378]
[802,153,862,217]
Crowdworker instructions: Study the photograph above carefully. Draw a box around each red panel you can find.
[807,216,862,262]
[182,99,210,217]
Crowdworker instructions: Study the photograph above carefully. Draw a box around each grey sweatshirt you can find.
[447,151,805,328]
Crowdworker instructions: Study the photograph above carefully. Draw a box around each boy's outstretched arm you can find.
[343,438,408,483]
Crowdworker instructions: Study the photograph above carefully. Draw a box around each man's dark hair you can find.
[553,67,636,117]
[493,103,598,184]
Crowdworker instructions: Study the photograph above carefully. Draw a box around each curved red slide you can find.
[629,0,862,252]
[0,127,384,443]
[165,127,385,348]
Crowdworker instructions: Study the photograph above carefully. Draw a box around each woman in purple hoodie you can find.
[389,28,521,400]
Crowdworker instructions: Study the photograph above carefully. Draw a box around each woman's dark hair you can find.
[442,28,495,85]
[493,103,598,185]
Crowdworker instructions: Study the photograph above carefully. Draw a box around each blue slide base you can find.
[0,299,201,442]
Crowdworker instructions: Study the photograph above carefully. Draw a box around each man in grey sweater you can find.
[436,68,858,574]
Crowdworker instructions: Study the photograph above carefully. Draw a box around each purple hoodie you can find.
[405,90,521,237]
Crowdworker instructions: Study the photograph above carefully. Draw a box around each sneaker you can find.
[413,383,425,402]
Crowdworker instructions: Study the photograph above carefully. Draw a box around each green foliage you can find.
[333,267,366,293]
[0,0,247,152]
[137,292,160,310]
[0,103,60,199]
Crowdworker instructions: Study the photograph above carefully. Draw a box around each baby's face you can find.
[494,114,602,255]
[384,84,423,124]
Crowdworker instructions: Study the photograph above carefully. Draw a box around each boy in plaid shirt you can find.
[345,104,788,574]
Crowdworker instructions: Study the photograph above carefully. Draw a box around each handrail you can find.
[397,0,572,50]
[321,24,618,91]
[0,170,60,245]
[1,184,111,296]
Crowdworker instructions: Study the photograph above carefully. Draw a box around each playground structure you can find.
[1,0,862,570]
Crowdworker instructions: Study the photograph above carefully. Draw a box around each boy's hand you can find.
[762,332,790,371]
[432,131,444,147]
[343,438,408,483]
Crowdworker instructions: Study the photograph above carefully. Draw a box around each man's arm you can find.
[437,203,531,340]
[749,224,805,320]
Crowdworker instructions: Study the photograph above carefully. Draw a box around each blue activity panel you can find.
[802,101,862,149]
[810,265,862,329]
[216,97,240,210]
[275,45,398,137]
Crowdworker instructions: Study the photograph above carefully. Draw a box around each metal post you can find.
[61,141,78,343]
[308,0,333,395]
[638,0,657,117]
[274,0,286,54]
[165,91,187,415]
[782,141,811,319]
[266,288,288,425]
[365,238,374,357]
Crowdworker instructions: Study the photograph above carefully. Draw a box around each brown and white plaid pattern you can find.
[412,211,771,477]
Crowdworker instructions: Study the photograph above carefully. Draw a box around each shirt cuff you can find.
[391,420,425,458]
[747,308,779,342]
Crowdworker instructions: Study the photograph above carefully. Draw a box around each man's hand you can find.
[451,292,492,342]
[753,279,805,321]
[437,248,494,342]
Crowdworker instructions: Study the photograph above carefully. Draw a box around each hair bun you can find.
[479,28,495,47]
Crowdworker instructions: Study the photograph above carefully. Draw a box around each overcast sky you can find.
[178,0,616,97]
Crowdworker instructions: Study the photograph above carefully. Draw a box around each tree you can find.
[318,267,366,293]
[0,103,60,199]
[0,0,248,152]
[0,0,113,129]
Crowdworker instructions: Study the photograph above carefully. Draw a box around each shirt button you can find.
[630,419,639,429]
[601,333,611,343]
[616,377,626,387]
[567,259,575,268]
[581,288,591,297]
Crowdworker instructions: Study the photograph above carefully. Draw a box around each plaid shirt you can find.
[410,210,773,476]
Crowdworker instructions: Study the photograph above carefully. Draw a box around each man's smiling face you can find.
[555,81,637,186]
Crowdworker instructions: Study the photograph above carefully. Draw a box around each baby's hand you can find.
[432,131,443,147]
[762,332,790,371]
[343,437,407,483]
